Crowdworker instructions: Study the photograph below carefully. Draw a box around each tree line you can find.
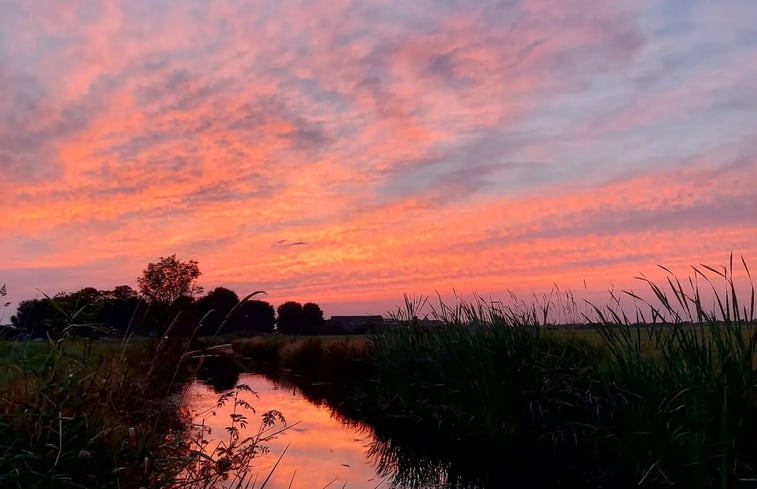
[8,255,325,339]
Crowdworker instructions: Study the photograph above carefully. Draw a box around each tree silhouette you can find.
[100,286,145,336]
[197,287,240,335]
[165,295,200,337]
[109,285,139,301]
[302,302,325,334]
[276,301,304,335]
[12,295,89,338]
[233,300,275,335]
[137,255,203,304]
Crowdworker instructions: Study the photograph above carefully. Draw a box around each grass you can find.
[231,334,368,374]
[238,257,757,489]
[584,258,757,488]
[3,256,754,488]
[0,291,289,489]
[0,339,148,387]
[0,334,171,488]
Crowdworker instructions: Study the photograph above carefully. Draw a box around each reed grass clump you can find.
[232,336,286,372]
[0,333,178,488]
[367,319,605,486]
[0,289,284,489]
[586,257,757,488]
[338,256,757,488]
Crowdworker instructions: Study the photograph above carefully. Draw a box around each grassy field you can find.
[239,323,757,488]
[0,338,146,385]
[0,335,183,488]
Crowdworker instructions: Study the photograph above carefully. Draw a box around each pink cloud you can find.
[1,0,755,315]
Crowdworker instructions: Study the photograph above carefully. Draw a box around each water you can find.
[185,373,402,488]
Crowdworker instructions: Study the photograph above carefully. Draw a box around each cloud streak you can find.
[1,0,756,314]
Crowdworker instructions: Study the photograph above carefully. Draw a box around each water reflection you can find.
[195,354,241,392]
[334,414,487,489]
[186,372,493,489]
[367,434,471,489]
[185,374,393,488]
[268,374,488,489]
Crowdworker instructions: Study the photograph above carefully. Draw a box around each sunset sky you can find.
[1,0,756,317]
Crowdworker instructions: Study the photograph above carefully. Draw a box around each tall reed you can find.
[588,255,757,487]
[342,256,757,487]
[0,289,286,489]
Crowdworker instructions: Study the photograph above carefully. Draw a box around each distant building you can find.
[418,319,444,328]
[327,315,385,333]
[384,318,444,328]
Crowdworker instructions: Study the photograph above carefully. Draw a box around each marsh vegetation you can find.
[233,257,757,488]
[1,256,755,488]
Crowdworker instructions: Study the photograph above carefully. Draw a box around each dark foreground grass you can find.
[0,291,289,489]
[6,258,749,488]
[238,258,757,489]
[0,334,180,488]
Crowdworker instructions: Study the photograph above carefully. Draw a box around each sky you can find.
[1,0,756,318]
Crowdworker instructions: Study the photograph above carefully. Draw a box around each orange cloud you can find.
[1,0,756,315]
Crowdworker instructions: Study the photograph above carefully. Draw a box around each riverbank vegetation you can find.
[0,333,182,487]
[0,320,291,489]
[235,258,756,488]
[2,255,755,488]
[0,256,290,489]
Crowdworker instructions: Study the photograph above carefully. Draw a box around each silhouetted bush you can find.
[232,300,275,336]
[276,301,304,335]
